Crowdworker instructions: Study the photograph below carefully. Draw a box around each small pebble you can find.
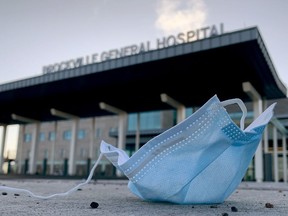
[222,213,229,216]
[90,202,99,209]
[231,206,238,212]
[2,192,7,196]
[265,203,274,208]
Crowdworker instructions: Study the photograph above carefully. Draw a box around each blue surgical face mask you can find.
[101,95,276,204]
[0,95,276,205]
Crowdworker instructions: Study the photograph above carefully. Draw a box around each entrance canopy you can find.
[0,26,287,125]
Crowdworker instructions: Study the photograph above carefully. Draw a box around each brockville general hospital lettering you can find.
[43,23,224,74]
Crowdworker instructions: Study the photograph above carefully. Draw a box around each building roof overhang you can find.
[0,26,286,125]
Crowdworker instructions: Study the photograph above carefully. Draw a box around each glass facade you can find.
[128,111,161,131]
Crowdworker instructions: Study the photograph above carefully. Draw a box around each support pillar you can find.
[68,119,78,175]
[99,102,127,150]
[0,125,7,173]
[11,114,39,174]
[49,122,57,175]
[270,117,288,182]
[50,108,79,176]
[161,93,186,123]
[99,102,127,177]
[243,82,263,182]
[89,118,95,159]
[135,113,140,152]
[118,112,128,151]
[273,126,279,182]
[282,134,287,182]
[29,123,40,174]
[17,125,24,174]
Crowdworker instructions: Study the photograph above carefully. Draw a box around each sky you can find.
[0,0,288,86]
[0,0,288,158]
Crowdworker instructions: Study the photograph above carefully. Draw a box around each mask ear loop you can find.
[219,98,247,130]
[0,153,103,199]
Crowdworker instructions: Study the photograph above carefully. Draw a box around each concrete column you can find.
[11,114,39,174]
[135,113,140,152]
[118,112,127,150]
[273,126,279,182]
[50,109,79,176]
[99,102,127,150]
[68,119,78,175]
[270,117,288,182]
[16,125,24,174]
[160,93,186,123]
[49,121,57,175]
[29,123,40,174]
[263,100,269,154]
[243,82,263,182]
[99,102,127,177]
[0,125,7,173]
[89,117,95,159]
[282,134,287,183]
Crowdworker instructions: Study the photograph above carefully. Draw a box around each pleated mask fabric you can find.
[101,95,276,204]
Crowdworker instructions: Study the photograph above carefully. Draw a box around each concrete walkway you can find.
[0,179,287,216]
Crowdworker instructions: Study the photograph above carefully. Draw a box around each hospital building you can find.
[0,24,287,183]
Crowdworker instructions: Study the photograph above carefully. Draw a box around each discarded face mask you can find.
[101,95,276,204]
[0,95,276,205]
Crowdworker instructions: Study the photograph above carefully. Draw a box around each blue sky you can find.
[0,0,288,158]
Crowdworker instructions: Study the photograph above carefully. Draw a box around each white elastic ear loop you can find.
[0,153,103,199]
[220,98,247,130]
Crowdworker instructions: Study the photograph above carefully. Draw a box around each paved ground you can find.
[0,178,287,216]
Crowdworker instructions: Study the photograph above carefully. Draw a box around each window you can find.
[128,111,161,131]
[128,113,137,131]
[24,133,32,143]
[77,129,86,140]
[186,107,193,117]
[140,111,161,130]
[109,127,117,133]
[48,131,56,141]
[63,130,71,140]
[39,132,45,142]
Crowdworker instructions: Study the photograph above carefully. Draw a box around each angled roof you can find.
[0,26,287,125]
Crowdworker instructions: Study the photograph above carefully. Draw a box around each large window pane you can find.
[128,111,161,131]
